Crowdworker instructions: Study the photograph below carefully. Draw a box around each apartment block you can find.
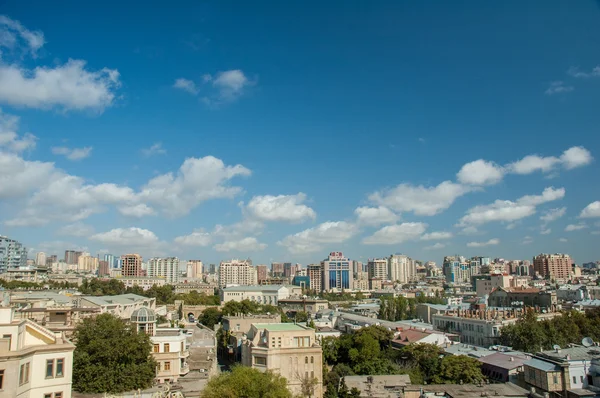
[218,259,257,288]
[388,254,416,284]
[0,235,28,274]
[533,253,572,280]
[121,254,143,277]
[148,257,180,284]
[307,264,322,292]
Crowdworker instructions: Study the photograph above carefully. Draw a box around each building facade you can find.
[218,259,257,288]
[220,285,291,305]
[148,257,180,284]
[367,258,388,280]
[256,265,268,284]
[307,264,322,292]
[388,254,415,284]
[121,254,143,277]
[186,260,203,279]
[0,235,28,274]
[533,253,572,280]
[321,252,352,292]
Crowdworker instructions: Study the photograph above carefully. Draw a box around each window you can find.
[164,362,171,371]
[581,376,584,383]
[305,356,308,364]
[19,362,30,385]
[164,343,170,352]
[44,395,52,398]
[56,359,64,377]
[46,359,54,378]
[157,362,161,372]
[305,371,308,379]
[153,344,160,353]
[311,356,314,364]
[0,369,4,389]
[255,357,267,366]
[311,371,314,378]
[55,393,63,398]
[573,376,577,384]
[553,374,558,384]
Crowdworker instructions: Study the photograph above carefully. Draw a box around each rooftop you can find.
[524,357,561,372]
[253,323,307,332]
[80,293,149,306]
[539,345,600,362]
[478,352,531,370]
[222,285,287,292]
[409,382,529,398]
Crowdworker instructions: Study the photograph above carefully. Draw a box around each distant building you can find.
[121,254,143,277]
[35,251,47,267]
[120,276,166,290]
[64,250,78,265]
[533,253,572,280]
[77,253,98,273]
[98,260,110,276]
[256,265,268,284]
[367,258,388,280]
[321,252,353,292]
[283,262,293,278]
[488,287,556,309]
[218,259,257,288]
[0,235,28,274]
[148,257,180,284]
[186,260,203,279]
[443,255,478,284]
[271,262,284,278]
[389,254,416,283]
[307,264,322,292]
[220,285,291,305]
[209,264,216,274]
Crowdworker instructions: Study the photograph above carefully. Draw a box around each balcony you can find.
[180,363,190,375]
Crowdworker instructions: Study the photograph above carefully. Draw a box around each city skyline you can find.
[1,1,600,266]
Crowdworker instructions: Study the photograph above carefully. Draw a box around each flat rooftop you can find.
[253,323,307,332]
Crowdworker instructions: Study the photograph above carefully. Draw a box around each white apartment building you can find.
[0,306,75,398]
[35,252,47,267]
[218,259,257,288]
[0,235,28,274]
[388,254,416,284]
[148,257,180,284]
[220,285,291,305]
[367,258,388,280]
[186,260,203,279]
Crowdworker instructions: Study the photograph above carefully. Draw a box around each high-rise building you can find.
[209,264,216,274]
[388,254,416,283]
[35,251,47,267]
[0,235,28,274]
[64,250,82,265]
[77,254,99,272]
[321,252,352,292]
[443,255,475,284]
[367,258,388,280]
[104,254,121,269]
[122,254,143,277]
[257,265,268,283]
[352,260,362,275]
[307,264,322,292]
[46,254,58,266]
[218,259,257,288]
[283,262,293,278]
[186,260,203,279]
[271,262,284,277]
[99,260,110,276]
[149,257,180,284]
[533,253,572,279]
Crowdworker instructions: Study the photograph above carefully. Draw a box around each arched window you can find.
[305,356,308,364]
[311,356,314,364]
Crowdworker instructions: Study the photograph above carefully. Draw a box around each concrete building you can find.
[271,262,284,277]
[367,258,388,280]
[307,264,322,292]
[119,276,166,290]
[218,259,257,288]
[130,307,190,384]
[278,298,329,314]
[256,265,268,284]
[76,293,156,319]
[241,323,323,398]
[173,282,216,295]
[186,260,203,279]
[443,255,477,284]
[121,254,143,277]
[488,287,557,309]
[479,352,530,383]
[533,253,572,280]
[35,252,47,267]
[0,306,75,398]
[221,314,281,360]
[475,274,531,297]
[321,252,352,292]
[0,235,28,274]
[63,250,78,265]
[220,285,291,305]
[389,254,416,284]
[76,254,98,273]
[148,257,180,284]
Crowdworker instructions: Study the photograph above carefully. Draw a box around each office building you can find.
[186,260,203,279]
[241,323,323,398]
[148,257,180,284]
[533,253,572,280]
[0,235,28,274]
[388,254,415,283]
[104,254,121,269]
[321,252,352,292]
[35,252,47,267]
[367,258,388,280]
[218,259,257,288]
[122,254,143,277]
[0,306,75,398]
[256,265,268,284]
[307,264,322,292]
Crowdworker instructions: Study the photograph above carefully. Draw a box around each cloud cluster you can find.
[173,69,253,106]
[51,146,93,161]
[245,193,316,223]
[278,221,359,254]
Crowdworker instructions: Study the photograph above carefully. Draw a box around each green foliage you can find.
[201,366,292,398]
[434,355,485,384]
[378,295,445,322]
[0,279,77,290]
[178,303,183,320]
[72,313,156,393]
[500,309,600,352]
[79,278,127,296]
[295,311,309,323]
[199,307,223,329]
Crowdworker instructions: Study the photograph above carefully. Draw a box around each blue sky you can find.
[1,0,599,266]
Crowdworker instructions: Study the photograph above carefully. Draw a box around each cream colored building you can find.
[220,285,291,305]
[77,254,98,273]
[0,306,75,398]
[241,323,323,398]
[118,276,166,290]
[218,259,257,288]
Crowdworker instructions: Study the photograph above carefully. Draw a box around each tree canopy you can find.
[201,366,292,398]
[72,313,156,393]
[378,295,446,322]
[199,307,223,329]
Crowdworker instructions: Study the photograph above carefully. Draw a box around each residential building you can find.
[76,293,156,319]
[119,276,166,290]
[0,235,28,274]
[443,256,477,284]
[321,252,352,292]
[241,323,323,398]
[367,258,388,280]
[283,262,293,278]
[209,264,216,274]
[121,254,143,277]
[533,253,572,280]
[130,307,189,384]
[173,282,216,295]
[1,265,48,283]
[77,254,98,273]
[479,352,530,383]
[391,328,454,349]
[388,254,416,284]
[98,260,110,276]
[148,257,180,284]
[35,252,47,267]
[218,259,257,288]
[221,314,281,360]
[64,250,78,265]
[271,262,284,277]
[307,264,322,292]
[46,255,58,267]
[278,298,328,314]
[186,260,203,279]
[345,375,411,398]
[488,287,557,309]
[257,265,268,284]
[220,285,291,305]
[0,306,75,398]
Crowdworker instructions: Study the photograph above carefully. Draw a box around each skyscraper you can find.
[307,264,322,292]
[321,252,352,291]
[122,254,143,277]
[0,235,27,274]
[367,258,388,280]
[186,260,203,278]
[218,259,257,288]
[64,250,77,265]
[388,254,416,283]
[533,253,572,279]
[209,264,216,274]
[271,262,284,277]
[35,252,47,267]
[149,257,180,284]
[283,262,293,278]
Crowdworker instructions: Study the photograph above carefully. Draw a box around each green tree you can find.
[434,355,484,384]
[201,366,292,398]
[178,303,183,321]
[199,307,222,329]
[72,313,156,393]
[400,343,443,383]
[295,311,309,323]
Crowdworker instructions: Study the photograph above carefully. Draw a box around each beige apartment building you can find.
[218,259,257,288]
[0,306,75,398]
[241,323,323,398]
[533,253,572,280]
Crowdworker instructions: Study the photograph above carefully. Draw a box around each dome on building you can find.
[130,307,156,324]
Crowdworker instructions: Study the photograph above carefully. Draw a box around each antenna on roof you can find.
[582,337,594,347]
[553,345,561,352]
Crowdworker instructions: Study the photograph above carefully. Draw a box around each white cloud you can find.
[0,15,45,55]
[579,201,600,218]
[507,147,593,175]
[212,70,251,102]
[457,159,504,185]
[246,193,316,223]
[90,227,159,246]
[518,187,565,206]
[541,228,552,235]
[459,226,480,235]
[0,60,121,112]
[362,222,428,245]
[213,218,265,239]
[141,142,166,157]
[214,237,266,252]
[467,238,500,247]
[424,242,446,250]
[0,152,56,201]
[51,146,92,161]
[540,207,566,223]
[118,204,156,218]
[139,156,251,217]
[522,236,534,245]
[57,222,94,237]
[565,223,587,232]
[420,231,453,241]
[545,81,573,95]
[560,146,593,169]
[369,181,470,216]
[559,238,568,242]
[173,78,198,95]
[0,109,37,152]
[278,221,358,254]
[174,230,212,247]
[568,66,600,78]
[354,206,399,226]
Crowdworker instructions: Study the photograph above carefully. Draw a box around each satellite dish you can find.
[582,337,594,347]
[553,345,561,350]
